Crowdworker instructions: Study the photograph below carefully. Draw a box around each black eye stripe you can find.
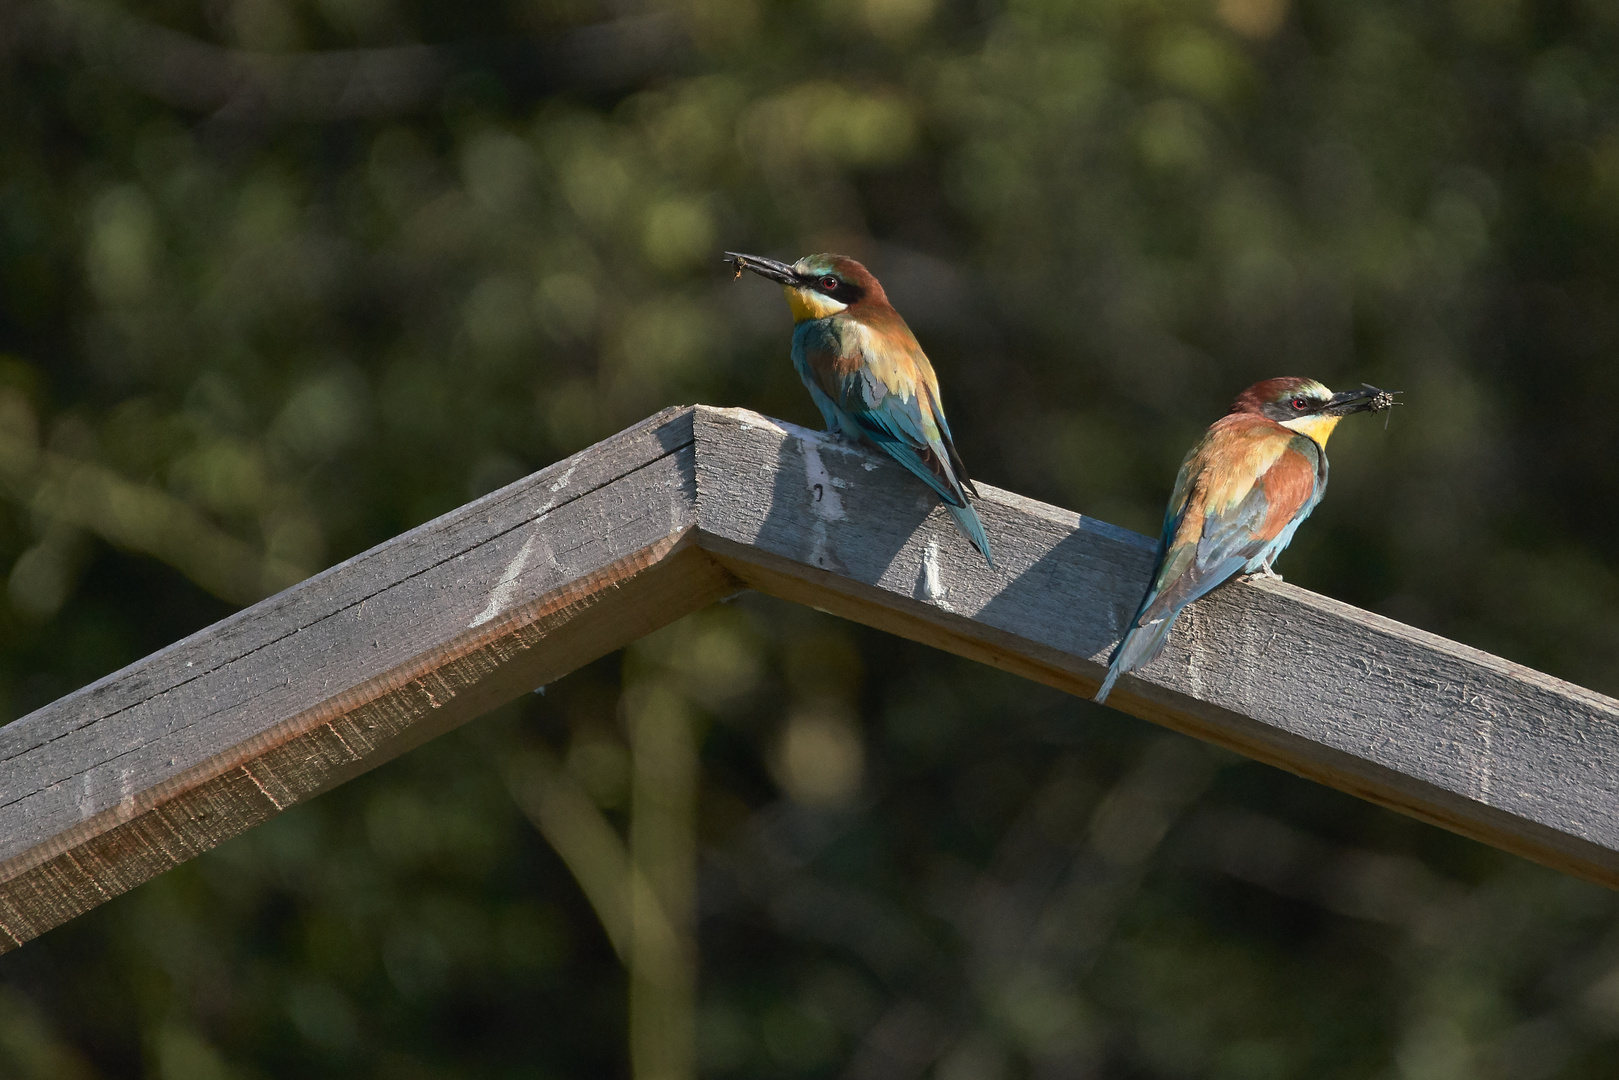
[1259,395,1327,423]
[799,272,863,305]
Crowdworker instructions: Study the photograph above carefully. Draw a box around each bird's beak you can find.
[1323,383,1401,416]
[724,252,800,287]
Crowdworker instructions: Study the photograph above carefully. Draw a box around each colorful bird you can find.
[725,251,994,568]
[1094,377,1396,704]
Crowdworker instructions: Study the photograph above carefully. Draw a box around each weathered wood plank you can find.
[6,401,1619,950]
[0,408,740,948]
[688,407,1619,890]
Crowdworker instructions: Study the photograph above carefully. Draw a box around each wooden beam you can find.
[3,403,1619,951]
[0,408,739,949]
[688,407,1619,890]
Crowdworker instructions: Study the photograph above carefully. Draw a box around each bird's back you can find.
[790,301,991,564]
[1096,414,1325,701]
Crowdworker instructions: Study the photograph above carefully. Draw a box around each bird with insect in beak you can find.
[1094,377,1399,704]
[725,251,994,568]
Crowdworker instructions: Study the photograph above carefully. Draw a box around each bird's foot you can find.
[1243,566,1284,583]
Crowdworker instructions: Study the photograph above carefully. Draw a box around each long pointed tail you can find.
[854,422,994,569]
[946,500,994,569]
[1094,614,1176,704]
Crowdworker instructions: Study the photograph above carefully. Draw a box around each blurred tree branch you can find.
[20,449,308,605]
[505,730,696,1080]
[835,738,1224,1078]
[0,390,306,611]
[505,744,682,968]
[18,0,687,122]
[627,684,698,1080]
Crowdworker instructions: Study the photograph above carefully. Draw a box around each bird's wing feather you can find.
[807,319,973,509]
[849,392,970,508]
[787,289,994,568]
[1136,419,1319,626]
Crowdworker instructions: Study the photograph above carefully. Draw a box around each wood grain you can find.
[5,401,1619,951]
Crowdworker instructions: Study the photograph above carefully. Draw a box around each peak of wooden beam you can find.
[0,407,725,948]
[0,404,1616,950]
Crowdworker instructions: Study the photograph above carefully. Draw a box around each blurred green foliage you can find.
[4,0,1619,1075]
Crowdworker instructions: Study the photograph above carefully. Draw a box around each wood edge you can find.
[0,530,738,951]
[705,535,1619,893]
[0,406,702,761]
[1108,684,1619,891]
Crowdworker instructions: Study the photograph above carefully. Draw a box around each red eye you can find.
[1291,397,1309,410]
[819,276,839,291]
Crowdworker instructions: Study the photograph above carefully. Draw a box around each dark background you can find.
[3,0,1619,1075]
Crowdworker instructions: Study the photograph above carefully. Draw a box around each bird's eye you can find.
[1291,397,1309,410]
[819,276,839,291]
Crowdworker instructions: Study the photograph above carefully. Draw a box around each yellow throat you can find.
[784,286,848,322]
[1280,413,1343,447]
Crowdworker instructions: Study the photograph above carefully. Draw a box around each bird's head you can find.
[724,252,886,323]
[1230,377,1397,447]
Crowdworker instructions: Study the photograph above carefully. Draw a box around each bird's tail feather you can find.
[1094,614,1176,704]
[947,500,994,569]
[863,434,994,568]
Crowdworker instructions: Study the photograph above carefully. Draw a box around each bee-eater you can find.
[726,251,994,568]
[1094,377,1396,704]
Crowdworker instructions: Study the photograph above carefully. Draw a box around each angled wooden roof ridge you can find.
[0,404,1615,950]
